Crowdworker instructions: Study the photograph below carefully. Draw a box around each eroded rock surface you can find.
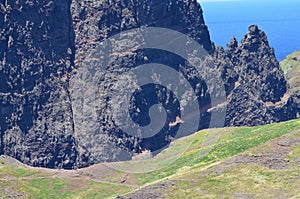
[215,25,297,126]
[0,0,298,168]
[0,0,78,169]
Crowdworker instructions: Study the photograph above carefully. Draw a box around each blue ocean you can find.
[200,0,300,60]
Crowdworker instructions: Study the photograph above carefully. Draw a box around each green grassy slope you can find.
[129,119,300,186]
[1,119,300,198]
[280,49,300,93]
[164,126,300,198]
[0,158,134,199]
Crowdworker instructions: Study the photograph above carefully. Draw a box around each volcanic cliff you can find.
[0,0,297,169]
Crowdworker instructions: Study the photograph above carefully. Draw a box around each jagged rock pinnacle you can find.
[215,24,296,126]
[248,24,259,34]
[226,37,238,51]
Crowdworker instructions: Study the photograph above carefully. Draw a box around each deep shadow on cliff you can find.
[0,0,298,169]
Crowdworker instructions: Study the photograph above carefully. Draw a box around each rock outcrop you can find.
[0,0,297,169]
[280,50,300,117]
[214,25,297,126]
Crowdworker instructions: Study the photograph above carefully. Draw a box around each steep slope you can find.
[0,0,217,169]
[70,0,218,165]
[280,49,300,115]
[0,0,78,169]
[215,25,297,126]
[119,119,300,198]
[70,0,298,166]
[0,119,300,198]
[0,0,298,169]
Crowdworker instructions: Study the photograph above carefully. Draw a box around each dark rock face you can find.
[0,0,78,169]
[215,25,297,126]
[70,0,217,164]
[0,0,297,169]
[72,0,213,54]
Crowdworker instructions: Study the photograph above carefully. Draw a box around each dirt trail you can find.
[0,156,136,187]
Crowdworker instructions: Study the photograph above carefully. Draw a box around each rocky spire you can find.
[240,24,270,52]
[226,37,238,52]
[216,25,296,126]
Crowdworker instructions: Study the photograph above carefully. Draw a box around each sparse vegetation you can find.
[0,177,133,199]
[280,49,300,93]
[1,119,300,198]
[135,119,300,185]
[165,129,300,198]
